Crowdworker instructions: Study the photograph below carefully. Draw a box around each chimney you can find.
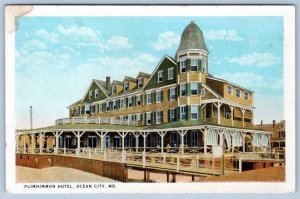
[261,120,263,125]
[273,120,276,127]
[106,76,111,90]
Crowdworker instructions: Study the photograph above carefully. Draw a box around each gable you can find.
[144,56,177,90]
[82,81,107,103]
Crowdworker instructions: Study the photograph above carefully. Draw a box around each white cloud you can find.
[36,29,60,43]
[215,72,283,91]
[227,52,281,67]
[57,24,99,41]
[204,30,243,41]
[106,36,132,49]
[23,39,48,50]
[153,31,180,51]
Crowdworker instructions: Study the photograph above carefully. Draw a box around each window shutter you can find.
[152,112,156,125]
[175,87,177,98]
[198,83,201,95]
[177,107,180,120]
[198,106,201,120]
[198,59,202,72]
[125,98,128,108]
[187,105,191,120]
[143,94,146,105]
[132,96,136,106]
[168,88,170,101]
[177,85,180,97]
[140,113,143,122]
[186,59,190,71]
[174,108,177,121]
[152,92,155,103]
[168,109,170,122]
[187,83,191,96]
[144,113,147,125]
[142,78,144,85]
[161,110,163,123]
[161,91,164,102]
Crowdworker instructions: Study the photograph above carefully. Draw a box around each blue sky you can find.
[15,16,283,129]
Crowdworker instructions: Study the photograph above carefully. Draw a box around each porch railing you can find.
[55,117,142,126]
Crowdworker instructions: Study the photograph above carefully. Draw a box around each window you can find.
[156,111,162,124]
[201,88,205,97]
[170,108,176,122]
[136,113,141,121]
[136,95,141,105]
[171,132,178,147]
[112,100,117,110]
[227,85,232,95]
[146,112,152,125]
[180,83,187,96]
[124,82,129,91]
[128,97,132,107]
[146,93,152,104]
[180,106,187,120]
[156,90,162,102]
[191,105,199,120]
[192,130,198,147]
[244,91,249,100]
[111,85,116,94]
[168,68,174,80]
[201,59,206,73]
[91,105,95,114]
[85,104,91,114]
[170,87,176,100]
[191,82,198,95]
[89,91,93,100]
[138,78,143,88]
[191,59,198,71]
[158,70,163,82]
[128,115,132,121]
[95,89,99,98]
[106,101,110,111]
[236,89,241,97]
[120,98,124,109]
[98,103,103,112]
[180,60,186,73]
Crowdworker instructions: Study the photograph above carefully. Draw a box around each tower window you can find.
[180,83,187,96]
[158,70,163,82]
[180,105,187,120]
[191,59,198,71]
[170,87,176,100]
[191,105,199,120]
[168,68,174,80]
[201,59,206,73]
[180,60,186,73]
[191,82,198,95]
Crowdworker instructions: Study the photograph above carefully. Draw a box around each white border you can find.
[5,5,295,194]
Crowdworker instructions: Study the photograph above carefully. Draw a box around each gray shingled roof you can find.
[137,71,151,78]
[94,79,110,95]
[176,21,208,56]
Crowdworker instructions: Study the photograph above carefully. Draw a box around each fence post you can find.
[122,152,126,163]
[177,155,180,172]
[104,149,107,160]
[64,147,66,155]
[196,154,199,169]
[142,152,146,168]
[163,153,166,163]
[239,158,243,173]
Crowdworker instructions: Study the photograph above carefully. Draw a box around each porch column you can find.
[117,131,129,153]
[55,131,59,153]
[39,132,44,154]
[73,131,85,155]
[159,131,167,154]
[230,105,234,127]
[241,108,245,128]
[217,102,222,125]
[242,133,246,152]
[231,131,235,153]
[141,132,149,153]
[178,130,187,155]
[203,128,207,155]
[15,135,19,152]
[23,134,26,153]
[133,132,140,153]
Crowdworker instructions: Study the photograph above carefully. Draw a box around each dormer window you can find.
[138,78,143,88]
[158,70,163,82]
[201,59,206,73]
[180,60,186,73]
[112,85,116,94]
[191,59,198,71]
[227,85,232,95]
[124,82,129,91]
[95,89,99,98]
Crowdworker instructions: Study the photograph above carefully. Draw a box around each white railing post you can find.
[85,116,87,124]
[163,153,166,163]
[239,158,243,173]
[88,148,91,158]
[98,117,101,124]
[142,151,146,168]
[64,147,66,155]
[177,155,180,172]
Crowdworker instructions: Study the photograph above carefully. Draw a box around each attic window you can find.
[236,89,241,98]
[138,78,143,88]
[158,70,163,82]
[227,85,232,95]
[95,89,99,98]
[168,68,174,80]
[124,82,129,91]
[244,91,249,100]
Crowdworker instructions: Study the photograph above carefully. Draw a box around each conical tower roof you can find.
[176,21,208,56]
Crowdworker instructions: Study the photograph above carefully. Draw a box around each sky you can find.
[15,16,284,129]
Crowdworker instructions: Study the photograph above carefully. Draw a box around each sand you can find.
[16,166,118,183]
